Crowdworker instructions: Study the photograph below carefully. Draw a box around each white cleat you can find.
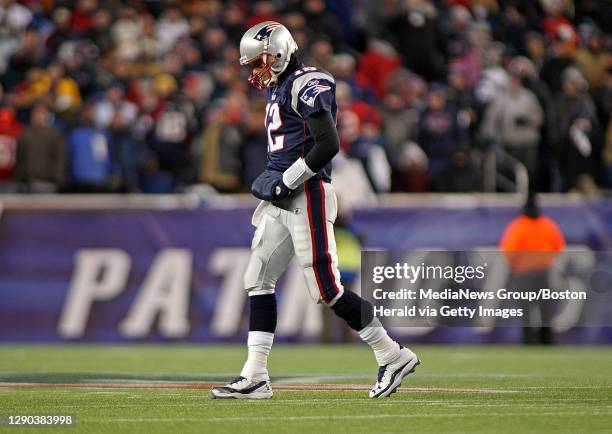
[369,346,420,398]
[210,376,273,399]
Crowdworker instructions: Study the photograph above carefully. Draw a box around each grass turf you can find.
[0,345,611,433]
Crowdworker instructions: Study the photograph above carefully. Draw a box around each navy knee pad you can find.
[249,294,277,333]
[330,291,374,331]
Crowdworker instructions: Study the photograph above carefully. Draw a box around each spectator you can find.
[89,9,114,55]
[200,26,228,65]
[111,7,142,61]
[474,41,509,106]
[307,36,334,72]
[336,80,383,153]
[381,76,426,193]
[239,102,268,188]
[540,0,575,42]
[10,67,51,117]
[93,82,137,131]
[70,0,97,36]
[48,63,81,119]
[139,151,174,194]
[498,2,529,55]
[575,0,612,31]
[16,102,66,192]
[302,0,344,50]
[364,0,401,41]
[282,11,311,50]
[401,70,429,113]
[551,67,602,193]
[67,104,115,192]
[149,73,199,188]
[196,91,245,192]
[346,112,392,193]
[0,0,33,33]
[223,3,246,45]
[384,0,445,81]
[155,7,189,55]
[509,56,556,191]
[45,7,72,55]
[245,1,280,29]
[598,67,612,187]
[3,29,46,91]
[418,83,467,188]
[435,148,482,192]
[524,32,547,72]
[381,88,419,159]
[58,40,96,97]
[356,39,401,100]
[182,71,214,113]
[391,141,430,192]
[446,5,482,90]
[0,0,609,195]
[480,61,544,180]
[540,23,579,95]
[92,81,140,191]
[446,64,477,132]
[574,26,608,94]
[329,53,373,103]
[0,106,23,189]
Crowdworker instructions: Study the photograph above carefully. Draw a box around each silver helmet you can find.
[239,21,298,90]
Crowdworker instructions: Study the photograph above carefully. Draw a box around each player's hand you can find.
[251,170,292,201]
[272,179,291,200]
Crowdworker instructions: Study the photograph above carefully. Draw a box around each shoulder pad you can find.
[290,69,335,115]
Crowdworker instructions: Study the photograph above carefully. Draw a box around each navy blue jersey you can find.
[265,66,337,182]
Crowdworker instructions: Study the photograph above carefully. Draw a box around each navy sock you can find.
[249,294,277,333]
[330,291,374,331]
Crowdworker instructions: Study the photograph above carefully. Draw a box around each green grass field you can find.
[0,345,611,433]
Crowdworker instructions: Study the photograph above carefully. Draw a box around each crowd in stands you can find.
[0,0,610,194]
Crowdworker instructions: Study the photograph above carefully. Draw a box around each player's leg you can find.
[291,179,419,398]
[210,209,294,399]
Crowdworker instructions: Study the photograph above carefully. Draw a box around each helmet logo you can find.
[299,80,331,107]
[254,23,281,41]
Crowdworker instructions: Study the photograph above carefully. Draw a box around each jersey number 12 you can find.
[265,102,284,153]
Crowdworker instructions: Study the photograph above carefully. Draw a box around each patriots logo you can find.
[254,23,281,41]
[299,80,331,107]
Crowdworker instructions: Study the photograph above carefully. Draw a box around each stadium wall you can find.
[0,194,610,344]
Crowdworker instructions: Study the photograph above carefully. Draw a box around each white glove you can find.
[570,124,592,157]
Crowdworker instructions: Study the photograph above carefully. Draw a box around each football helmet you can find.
[239,21,298,90]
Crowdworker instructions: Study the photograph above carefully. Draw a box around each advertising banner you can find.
[0,198,611,343]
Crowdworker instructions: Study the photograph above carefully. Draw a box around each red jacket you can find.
[0,109,23,181]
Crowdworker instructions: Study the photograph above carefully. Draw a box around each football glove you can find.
[251,170,291,201]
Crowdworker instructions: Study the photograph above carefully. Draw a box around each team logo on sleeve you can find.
[254,23,281,41]
[300,80,331,107]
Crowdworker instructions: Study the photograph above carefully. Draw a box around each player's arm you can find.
[282,73,338,191]
[282,110,339,189]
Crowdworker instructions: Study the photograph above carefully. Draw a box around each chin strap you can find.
[282,157,316,190]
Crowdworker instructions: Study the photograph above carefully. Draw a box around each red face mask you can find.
[247,53,275,90]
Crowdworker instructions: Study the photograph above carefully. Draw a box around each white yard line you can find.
[80,410,612,424]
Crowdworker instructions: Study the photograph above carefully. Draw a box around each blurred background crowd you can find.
[0,0,610,195]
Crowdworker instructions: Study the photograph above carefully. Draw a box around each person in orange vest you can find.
[499,191,565,344]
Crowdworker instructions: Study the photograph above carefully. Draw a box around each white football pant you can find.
[244,179,345,305]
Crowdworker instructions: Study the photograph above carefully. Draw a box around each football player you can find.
[210,22,419,400]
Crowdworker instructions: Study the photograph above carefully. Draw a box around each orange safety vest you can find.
[499,215,566,273]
